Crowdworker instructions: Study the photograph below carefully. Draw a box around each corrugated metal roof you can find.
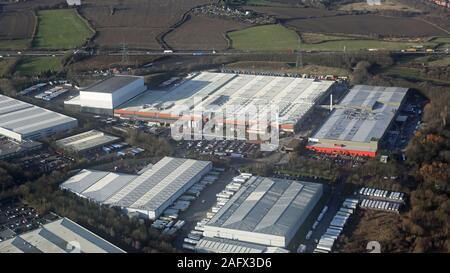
[0,218,125,253]
[0,94,77,138]
[312,85,408,143]
[60,157,211,214]
[117,72,334,125]
[207,176,323,237]
[105,157,211,211]
[56,130,120,152]
[195,237,266,253]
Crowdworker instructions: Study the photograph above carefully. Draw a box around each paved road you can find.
[303,175,349,253]
[173,170,237,251]
[0,49,448,58]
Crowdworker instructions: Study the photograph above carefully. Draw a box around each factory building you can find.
[0,94,77,142]
[195,237,289,253]
[65,75,146,115]
[203,176,323,248]
[114,72,334,137]
[60,157,212,219]
[306,85,408,157]
[0,218,125,253]
[56,130,121,154]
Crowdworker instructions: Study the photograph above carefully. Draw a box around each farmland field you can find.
[166,15,250,50]
[285,15,449,37]
[228,24,421,51]
[228,24,299,51]
[338,0,422,12]
[0,11,36,40]
[34,9,94,49]
[243,6,339,19]
[0,39,31,50]
[0,0,65,11]
[299,39,422,51]
[80,0,211,49]
[15,56,62,76]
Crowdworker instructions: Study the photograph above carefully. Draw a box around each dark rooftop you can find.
[82,75,142,93]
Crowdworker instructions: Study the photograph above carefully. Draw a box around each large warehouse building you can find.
[61,157,212,219]
[65,75,146,115]
[306,85,408,157]
[0,217,125,253]
[203,176,323,248]
[0,94,77,142]
[56,130,121,154]
[114,72,335,134]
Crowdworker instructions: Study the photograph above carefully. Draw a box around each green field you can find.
[229,24,428,51]
[0,39,30,50]
[34,9,94,49]
[229,24,300,51]
[15,56,62,76]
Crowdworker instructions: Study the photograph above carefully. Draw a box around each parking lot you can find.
[11,150,74,174]
[381,93,426,152]
[178,139,261,159]
[0,201,50,241]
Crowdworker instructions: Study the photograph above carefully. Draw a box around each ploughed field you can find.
[79,0,212,49]
[0,10,36,40]
[165,15,250,50]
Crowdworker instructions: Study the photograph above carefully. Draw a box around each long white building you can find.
[203,176,323,248]
[65,75,146,114]
[0,218,125,253]
[61,157,212,219]
[115,72,334,133]
[0,94,77,142]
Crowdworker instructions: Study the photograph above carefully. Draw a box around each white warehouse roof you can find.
[61,169,138,203]
[312,85,408,143]
[116,72,334,130]
[61,157,212,218]
[0,218,125,253]
[204,176,323,247]
[56,130,120,153]
[105,157,212,211]
[0,94,77,141]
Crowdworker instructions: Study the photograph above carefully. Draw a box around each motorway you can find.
[0,48,448,58]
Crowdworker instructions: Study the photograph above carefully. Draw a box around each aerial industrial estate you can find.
[0,0,448,257]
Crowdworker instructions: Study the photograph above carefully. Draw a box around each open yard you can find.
[15,56,62,76]
[34,9,94,49]
[166,15,249,50]
[228,24,299,51]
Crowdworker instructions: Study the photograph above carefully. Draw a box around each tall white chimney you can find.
[330,94,333,112]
